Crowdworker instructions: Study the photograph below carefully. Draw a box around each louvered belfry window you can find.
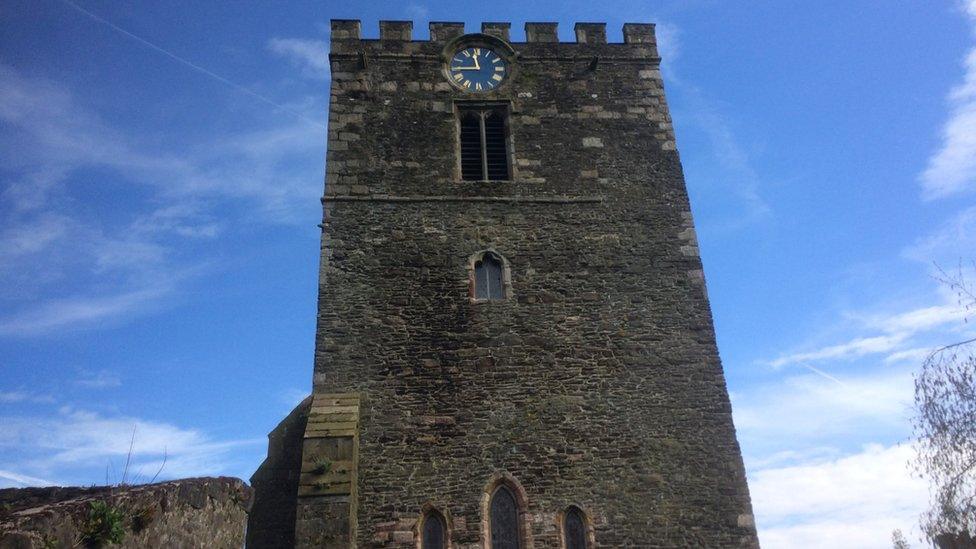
[459,106,510,181]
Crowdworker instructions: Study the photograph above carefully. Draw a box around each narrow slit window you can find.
[421,509,447,549]
[475,254,504,300]
[458,106,510,181]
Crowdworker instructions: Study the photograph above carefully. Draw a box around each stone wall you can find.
[0,477,250,548]
[248,396,311,548]
[288,19,759,547]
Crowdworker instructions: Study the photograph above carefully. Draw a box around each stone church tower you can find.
[248,20,760,549]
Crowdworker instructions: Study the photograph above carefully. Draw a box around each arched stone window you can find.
[490,485,520,549]
[482,472,529,549]
[475,254,503,300]
[560,506,592,549]
[421,507,448,549]
[469,250,511,302]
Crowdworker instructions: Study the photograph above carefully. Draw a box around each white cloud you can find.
[0,391,55,404]
[0,288,170,337]
[268,38,330,80]
[751,444,927,549]
[767,333,908,369]
[860,303,967,334]
[0,213,68,257]
[0,407,262,487]
[766,297,966,369]
[654,22,681,69]
[74,369,122,389]
[667,82,772,230]
[903,205,976,265]
[735,368,912,452]
[404,4,430,24]
[884,347,936,364]
[0,469,54,488]
[920,2,976,199]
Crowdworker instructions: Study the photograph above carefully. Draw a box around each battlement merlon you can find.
[328,20,659,60]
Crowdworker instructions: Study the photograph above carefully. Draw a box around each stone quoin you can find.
[247,20,760,549]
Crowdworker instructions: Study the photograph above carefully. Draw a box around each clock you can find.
[448,46,508,92]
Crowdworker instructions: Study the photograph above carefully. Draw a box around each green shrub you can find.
[78,500,126,547]
[312,456,332,475]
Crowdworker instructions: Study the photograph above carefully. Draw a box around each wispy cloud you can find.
[74,369,122,389]
[59,0,324,129]
[767,334,909,369]
[903,204,976,265]
[653,22,681,77]
[766,298,965,369]
[0,469,54,488]
[884,346,938,365]
[0,289,171,337]
[0,64,324,337]
[661,24,772,232]
[267,38,330,80]
[0,391,55,404]
[920,1,976,199]
[404,4,431,25]
[0,407,262,487]
[735,368,912,451]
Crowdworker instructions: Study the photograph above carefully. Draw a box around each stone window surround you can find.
[557,504,596,549]
[467,249,513,303]
[480,471,533,549]
[414,502,453,549]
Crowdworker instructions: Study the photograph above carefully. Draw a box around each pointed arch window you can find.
[475,253,504,300]
[421,508,448,549]
[562,506,590,549]
[489,485,521,549]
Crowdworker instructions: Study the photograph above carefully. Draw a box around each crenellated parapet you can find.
[328,20,660,59]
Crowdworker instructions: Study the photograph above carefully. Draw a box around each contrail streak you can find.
[59,0,327,130]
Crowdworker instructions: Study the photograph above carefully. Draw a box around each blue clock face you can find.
[448,47,508,92]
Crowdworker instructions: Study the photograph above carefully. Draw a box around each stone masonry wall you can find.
[248,396,311,548]
[0,477,251,548]
[300,20,759,548]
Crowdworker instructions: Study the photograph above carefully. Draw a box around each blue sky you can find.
[1,1,975,547]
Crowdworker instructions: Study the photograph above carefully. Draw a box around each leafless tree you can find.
[914,263,976,545]
[892,528,911,549]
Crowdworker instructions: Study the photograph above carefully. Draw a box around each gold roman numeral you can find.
[475,82,483,90]
[495,66,505,72]
[491,74,503,82]
[462,50,471,57]
[463,80,471,88]
[473,47,481,56]
[454,73,464,81]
